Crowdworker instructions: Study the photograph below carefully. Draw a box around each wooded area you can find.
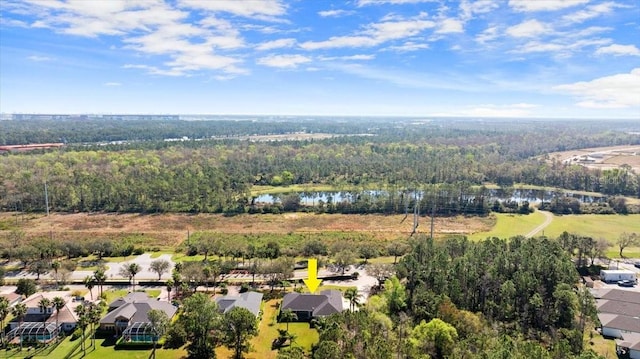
[1,118,639,214]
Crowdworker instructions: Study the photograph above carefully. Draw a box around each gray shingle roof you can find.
[597,299,640,317]
[281,290,343,317]
[215,291,263,317]
[599,312,640,333]
[108,292,150,309]
[101,298,177,325]
[594,289,640,304]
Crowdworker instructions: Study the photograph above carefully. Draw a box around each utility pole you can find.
[430,196,435,239]
[44,181,50,216]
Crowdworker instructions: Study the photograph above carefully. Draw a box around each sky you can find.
[0,0,639,119]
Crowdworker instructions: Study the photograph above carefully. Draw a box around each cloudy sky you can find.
[1,0,639,118]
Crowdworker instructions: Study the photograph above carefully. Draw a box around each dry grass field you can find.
[0,212,493,247]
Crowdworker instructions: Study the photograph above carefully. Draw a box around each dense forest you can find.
[1,118,639,214]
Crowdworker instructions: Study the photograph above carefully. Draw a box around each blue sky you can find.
[1,0,639,118]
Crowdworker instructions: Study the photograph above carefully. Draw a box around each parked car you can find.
[617,280,636,287]
[634,261,640,269]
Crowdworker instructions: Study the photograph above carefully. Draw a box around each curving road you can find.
[525,210,554,238]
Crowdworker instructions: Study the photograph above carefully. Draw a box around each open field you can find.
[0,212,491,245]
[542,214,640,242]
[468,211,547,240]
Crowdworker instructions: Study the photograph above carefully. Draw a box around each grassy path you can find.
[525,210,554,237]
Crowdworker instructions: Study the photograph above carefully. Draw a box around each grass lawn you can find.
[47,337,185,359]
[217,299,318,359]
[468,211,548,240]
[583,324,617,358]
[543,214,640,243]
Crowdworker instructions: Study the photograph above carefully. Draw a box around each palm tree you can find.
[51,261,61,286]
[52,296,66,338]
[11,303,27,350]
[0,297,9,347]
[74,305,89,355]
[344,287,360,312]
[93,267,107,298]
[38,297,52,343]
[279,309,297,333]
[83,276,95,301]
[87,304,101,349]
[165,279,174,302]
[119,263,141,292]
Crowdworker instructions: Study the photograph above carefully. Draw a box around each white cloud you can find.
[27,55,53,62]
[554,68,640,108]
[178,0,286,20]
[436,18,464,34]
[9,1,248,76]
[506,19,551,38]
[103,82,122,86]
[257,54,311,68]
[320,54,376,61]
[300,19,436,50]
[318,9,353,17]
[463,103,538,117]
[358,0,438,5]
[562,2,618,23]
[475,25,499,43]
[387,41,430,51]
[512,38,611,56]
[596,44,640,56]
[509,0,589,12]
[460,0,499,21]
[255,38,296,51]
[123,64,188,77]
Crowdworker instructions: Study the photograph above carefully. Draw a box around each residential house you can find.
[99,292,177,343]
[215,291,263,317]
[0,292,22,307]
[7,293,78,343]
[592,288,640,356]
[280,290,343,321]
[616,332,640,359]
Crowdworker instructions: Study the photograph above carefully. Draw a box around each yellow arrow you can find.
[303,258,322,294]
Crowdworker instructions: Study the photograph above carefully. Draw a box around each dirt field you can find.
[0,212,492,246]
[545,145,640,172]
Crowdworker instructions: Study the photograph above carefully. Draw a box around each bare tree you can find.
[617,232,638,258]
[150,259,171,280]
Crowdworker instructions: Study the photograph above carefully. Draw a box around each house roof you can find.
[598,313,640,333]
[0,292,22,305]
[215,291,263,317]
[281,290,343,317]
[593,289,640,304]
[101,299,177,325]
[597,299,640,317]
[108,292,150,308]
[616,332,640,351]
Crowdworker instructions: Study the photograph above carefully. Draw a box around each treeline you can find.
[1,119,639,214]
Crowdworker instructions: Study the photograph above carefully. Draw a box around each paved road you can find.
[525,210,553,238]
